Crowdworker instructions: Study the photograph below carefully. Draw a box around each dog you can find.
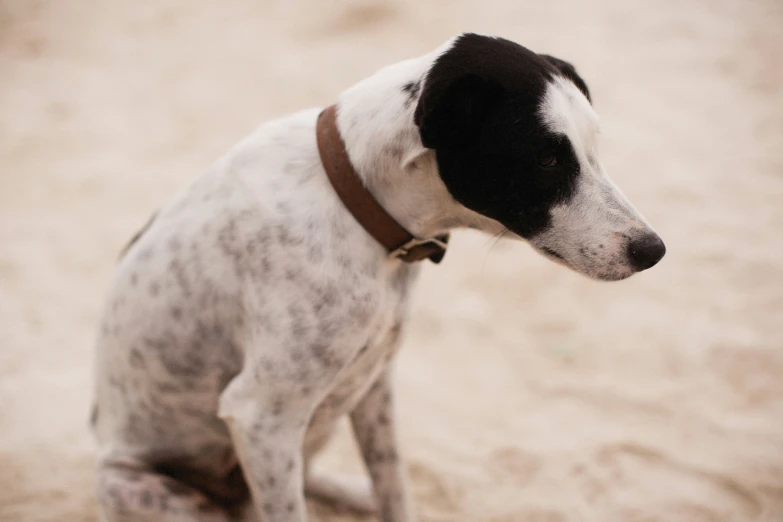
[91,33,665,522]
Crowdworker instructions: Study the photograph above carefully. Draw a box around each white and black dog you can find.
[91,33,665,522]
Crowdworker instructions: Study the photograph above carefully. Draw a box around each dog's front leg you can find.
[218,368,322,522]
[350,370,415,522]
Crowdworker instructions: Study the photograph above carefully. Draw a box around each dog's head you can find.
[414,34,665,280]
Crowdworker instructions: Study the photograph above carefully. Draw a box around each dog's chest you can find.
[304,266,415,450]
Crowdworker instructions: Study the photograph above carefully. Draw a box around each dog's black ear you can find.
[414,74,504,150]
[539,54,591,103]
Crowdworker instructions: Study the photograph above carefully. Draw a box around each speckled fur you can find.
[92,97,423,520]
[92,34,663,522]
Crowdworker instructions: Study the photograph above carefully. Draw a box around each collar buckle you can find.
[390,235,449,263]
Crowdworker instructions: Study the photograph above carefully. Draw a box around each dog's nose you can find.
[628,233,666,271]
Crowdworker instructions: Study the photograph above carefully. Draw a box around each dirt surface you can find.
[1,1,782,521]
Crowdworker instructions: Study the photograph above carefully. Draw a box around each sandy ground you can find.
[2,0,783,521]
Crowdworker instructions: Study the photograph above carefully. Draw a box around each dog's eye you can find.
[537,153,558,168]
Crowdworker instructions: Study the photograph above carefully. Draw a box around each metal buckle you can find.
[389,236,449,260]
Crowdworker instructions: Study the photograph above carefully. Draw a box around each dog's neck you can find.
[335,45,492,241]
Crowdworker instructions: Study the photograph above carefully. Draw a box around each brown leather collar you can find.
[316,105,449,263]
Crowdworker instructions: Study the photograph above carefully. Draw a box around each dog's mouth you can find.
[536,245,635,282]
[540,247,565,262]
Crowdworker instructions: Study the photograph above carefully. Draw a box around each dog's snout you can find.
[628,233,666,271]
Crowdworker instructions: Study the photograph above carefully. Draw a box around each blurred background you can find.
[1,0,782,521]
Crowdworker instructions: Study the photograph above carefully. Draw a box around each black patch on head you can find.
[415,33,591,239]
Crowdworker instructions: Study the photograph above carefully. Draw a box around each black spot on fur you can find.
[275,224,302,246]
[140,490,154,508]
[261,359,276,375]
[144,334,206,378]
[310,342,334,367]
[415,33,590,239]
[313,282,339,313]
[129,348,146,369]
[307,244,323,263]
[402,80,421,107]
[218,219,243,265]
[288,304,309,339]
[168,258,192,297]
[89,404,99,426]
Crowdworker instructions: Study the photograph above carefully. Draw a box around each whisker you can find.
[480,227,508,250]
[482,227,510,273]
